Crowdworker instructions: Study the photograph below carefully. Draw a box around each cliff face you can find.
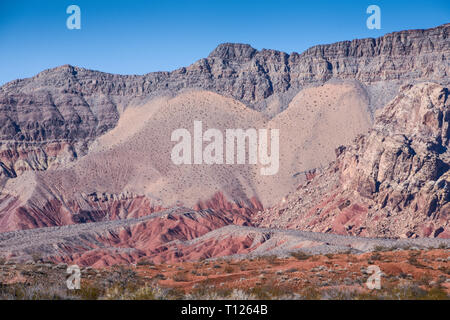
[255,82,449,238]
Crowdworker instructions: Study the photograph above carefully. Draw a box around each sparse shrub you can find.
[438,266,450,275]
[370,252,382,261]
[291,251,310,261]
[249,281,294,299]
[0,283,78,300]
[137,259,154,266]
[228,289,256,300]
[423,286,449,300]
[381,283,449,300]
[418,273,433,286]
[153,273,166,280]
[224,265,234,274]
[172,271,188,282]
[77,284,103,300]
[301,286,321,300]
[261,255,279,265]
[103,265,138,290]
[31,253,42,263]
[407,253,425,268]
[373,245,388,252]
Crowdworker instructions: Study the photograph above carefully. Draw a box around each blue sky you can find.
[0,0,448,85]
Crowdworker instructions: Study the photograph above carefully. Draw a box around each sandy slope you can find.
[256,81,372,202]
[1,82,372,223]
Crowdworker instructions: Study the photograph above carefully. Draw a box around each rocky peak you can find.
[208,43,257,61]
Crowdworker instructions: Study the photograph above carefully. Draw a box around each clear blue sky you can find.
[0,0,448,85]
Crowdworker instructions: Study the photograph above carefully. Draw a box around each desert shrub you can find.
[407,253,425,268]
[228,289,256,300]
[137,259,154,266]
[31,253,42,263]
[102,281,177,300]
[383,283,430,300]
[290,251,310,261]
[77,284,103,300]
[300,286,322,300]
[321,288,360,300]
[103,265,139,291]
[153,273,166,280]
[418,273,433,286]
[249,281,295,299]
[0,283,79,300]
[423,286,449,300]
[187,285,233,300]
[224,265,234,274]
[172,271,188,282]
[260,255,279,265]
[373,245,389,252]
[370,252,382,261]
[438,266,450,275]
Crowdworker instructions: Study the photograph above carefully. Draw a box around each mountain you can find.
[0,24,448,180]
[0,25,448,266]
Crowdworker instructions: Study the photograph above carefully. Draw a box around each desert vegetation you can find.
[0,248,448,300]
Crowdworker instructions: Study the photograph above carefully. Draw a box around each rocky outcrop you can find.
[255,82,449,238]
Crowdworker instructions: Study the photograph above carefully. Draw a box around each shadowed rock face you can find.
[256,82,449,238]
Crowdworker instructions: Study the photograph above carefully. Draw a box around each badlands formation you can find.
[0,24,448,265]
